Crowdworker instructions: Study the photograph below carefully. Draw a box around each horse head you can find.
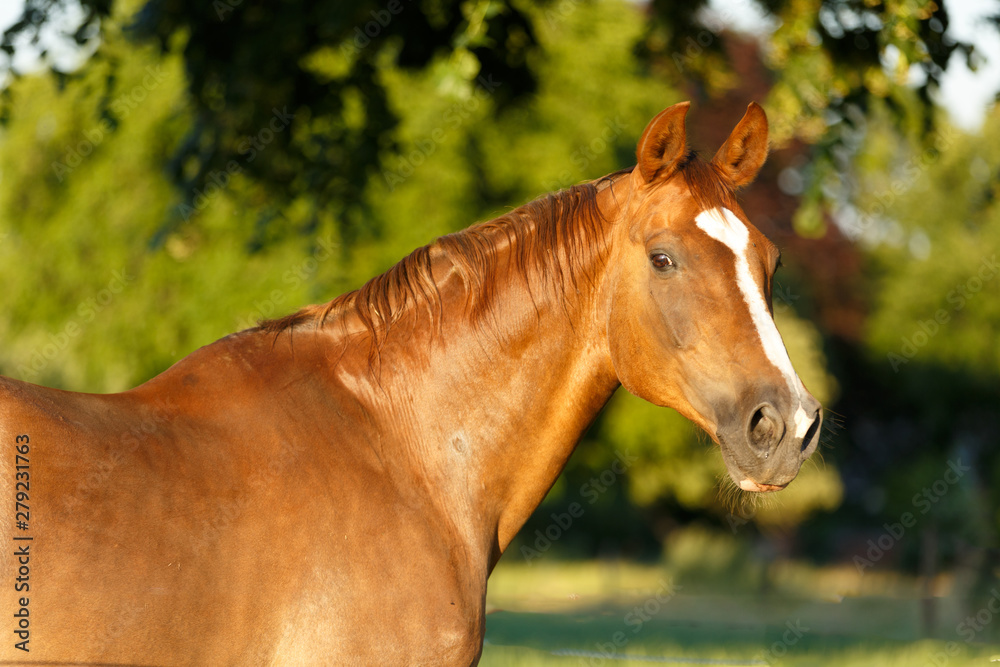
[603,101,822,493]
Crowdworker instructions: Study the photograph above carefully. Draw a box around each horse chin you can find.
[718,438,797,493]
[737,478,786,493]
[725,461,796,493]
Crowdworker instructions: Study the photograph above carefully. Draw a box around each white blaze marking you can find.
[694,207,812,439]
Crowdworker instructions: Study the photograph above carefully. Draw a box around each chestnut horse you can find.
[0,102,820,665]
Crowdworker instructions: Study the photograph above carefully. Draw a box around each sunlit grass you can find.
[480,642,1000,666]
[482,558,1000,666]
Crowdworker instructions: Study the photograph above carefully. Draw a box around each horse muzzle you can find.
[717,394,822,492]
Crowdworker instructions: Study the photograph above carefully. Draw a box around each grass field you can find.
[479,559,1000,666]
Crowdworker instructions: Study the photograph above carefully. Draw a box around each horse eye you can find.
[650,253,674,270]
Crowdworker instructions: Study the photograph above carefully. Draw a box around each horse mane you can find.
[256,153,736,345]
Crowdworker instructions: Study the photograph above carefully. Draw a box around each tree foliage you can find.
[1,0,981,243]
[3,0,541,244]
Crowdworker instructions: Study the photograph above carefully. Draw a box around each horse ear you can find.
[636,101,690,183]
[712,102,769,188]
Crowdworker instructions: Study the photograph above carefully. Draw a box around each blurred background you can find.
[1,0,999,664]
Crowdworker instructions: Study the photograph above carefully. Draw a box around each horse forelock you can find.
[676,150,741,213]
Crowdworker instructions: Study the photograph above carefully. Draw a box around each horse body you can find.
[0,225,617,664]
[0,335,450,663]
[0,102,822,665]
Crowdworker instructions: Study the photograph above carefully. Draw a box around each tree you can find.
[3,0,540,244]
[2,0,980,243]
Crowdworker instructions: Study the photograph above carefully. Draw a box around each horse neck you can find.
[338,182,625,563]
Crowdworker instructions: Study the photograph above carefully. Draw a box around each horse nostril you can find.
[747,403,784,456]
[800,409,822,457]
